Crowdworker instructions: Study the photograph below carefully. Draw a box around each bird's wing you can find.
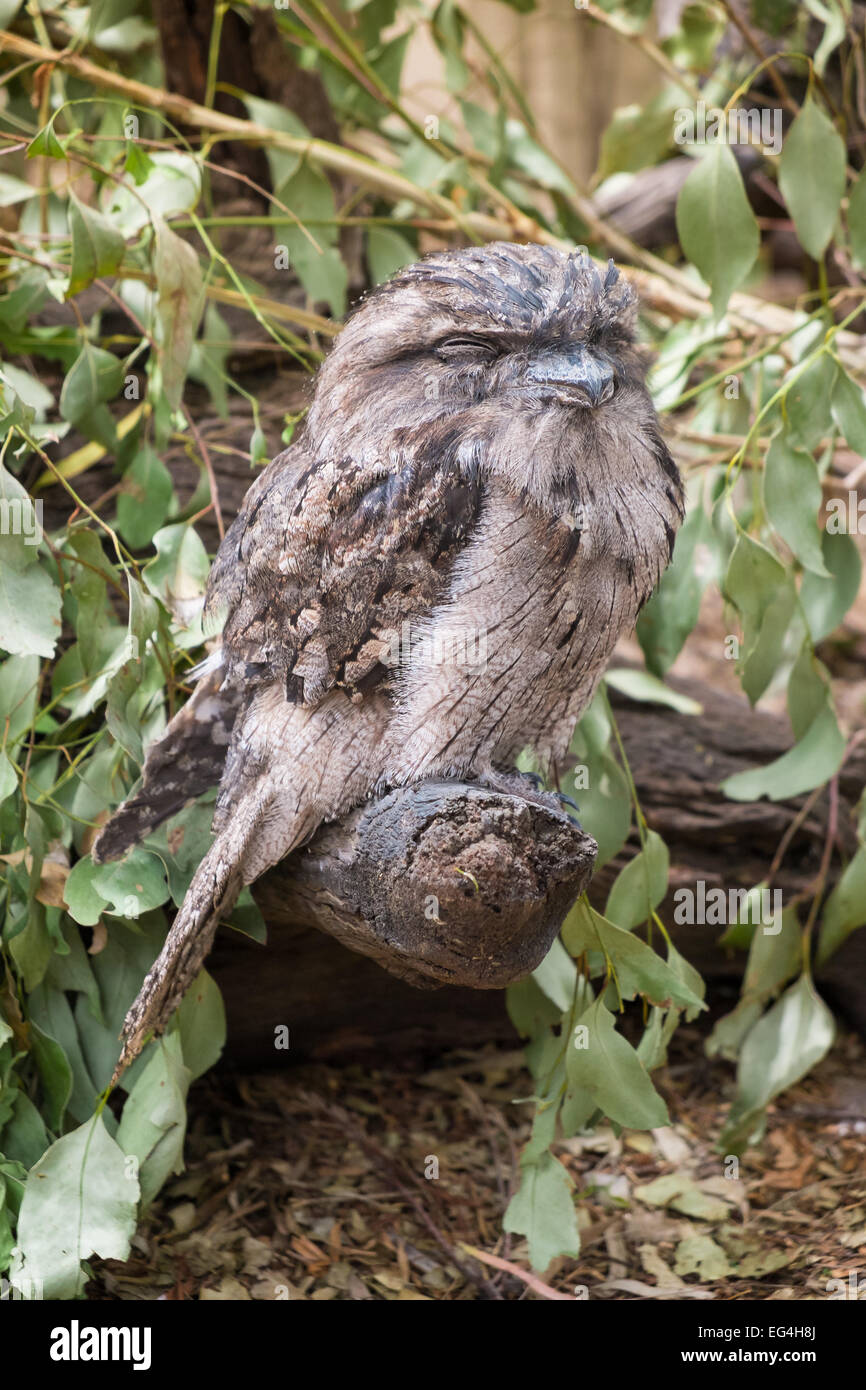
[205,439,485,704]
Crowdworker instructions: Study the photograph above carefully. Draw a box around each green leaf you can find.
[44,916,103,1024]
[637,501,720,675]
[567,694,631,869]
[0,173,38,207]
[90,847,170,918]
[503,1152,579,1273]
[116,446,174,549]
[721,700,846,801]
[808,0,846,76]
[722,531,790,703]
[66,193,125,299]
[0,461,43,572]
[0,749,16,803]
[563,897,704,1013]
[124,141,155,187]
[604,667,702,715]
[7,902,54,992]
[661,2,724,66]
[506,975,564,1038]
[506,120,576,196]
[28,1019,72,1132]
[143,522,209,632]
[800,530,861,642]
[154,218,204,412]
[0,653,40,745]
[763,433,829,575]
[92,16,157,53]
[188,303,231,419]
[241,96,310,187]
[675,141,760,316]
[783,352,836,451]
[566,997,669,1129]
[708,905,801,1059]
[10,1114,139,1298]
[1,1092,49,1171]
[720,976,835,1151]
[0,0,24,27]
[817,845,866,964]
[59,341,124,450]
[274,162,347,317]
[597,86,684,180]
[26,120,67,162]
[28,984,101,1125]
[787,644,830,741]
[0,563,62,659]
[604,830,669,931]
[176,968,226,1080]
[531,937,576,1013]
[64,857,106,927]
[664,941,706,1023]
[830,368,866,454]
[74,916,166,1094]
[367,226,416,285]
[0,466,61,661]
[117,1033,190,1206]
[108,152,200,236]
[778,96,846,259]
[369,30,410,99]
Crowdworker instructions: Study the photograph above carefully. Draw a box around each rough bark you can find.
[258,781,597,990]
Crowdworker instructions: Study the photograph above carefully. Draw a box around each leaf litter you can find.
[87,1025,866,1301]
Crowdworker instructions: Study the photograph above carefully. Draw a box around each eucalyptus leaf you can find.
[721,701,845,801]
[10,1115,139,1299]
[763,433,829,575]
[503,1152,579,1273]
[817,845,866,964]
[603,830,669,931]
[66,193,125,299]
[565,997,669,1130]
[720,976,835,1151]
[154,218,204,412]
[778,96,846,259]
[675,141,759,316]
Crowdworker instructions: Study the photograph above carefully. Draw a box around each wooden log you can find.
[208,676,866,1064]
[274,781,597,990]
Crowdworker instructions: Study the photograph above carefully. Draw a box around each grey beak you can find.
[525,347,615,406]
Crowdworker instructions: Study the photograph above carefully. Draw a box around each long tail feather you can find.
[113,803,260,1081]
[94,666,241,864]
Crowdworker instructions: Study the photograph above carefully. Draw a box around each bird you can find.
[93,241,684,1072]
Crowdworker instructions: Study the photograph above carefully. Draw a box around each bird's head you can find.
[304,242,669,508]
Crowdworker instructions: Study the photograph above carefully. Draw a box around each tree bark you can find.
[271,781,597,990]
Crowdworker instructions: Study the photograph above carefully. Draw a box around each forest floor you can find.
[88,1023,866,1302]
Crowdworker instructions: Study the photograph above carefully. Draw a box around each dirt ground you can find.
[87,1022,866,1302]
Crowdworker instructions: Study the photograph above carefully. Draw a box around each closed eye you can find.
[436,335,499,361]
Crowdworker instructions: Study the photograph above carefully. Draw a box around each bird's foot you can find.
[476,768,582,826]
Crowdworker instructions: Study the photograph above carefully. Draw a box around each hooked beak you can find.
[525,346,615,407]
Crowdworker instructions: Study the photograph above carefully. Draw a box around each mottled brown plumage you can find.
[94,241,683,1071]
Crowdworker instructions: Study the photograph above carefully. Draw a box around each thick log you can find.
[273,782,596,990]
[208,676,866,1065]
